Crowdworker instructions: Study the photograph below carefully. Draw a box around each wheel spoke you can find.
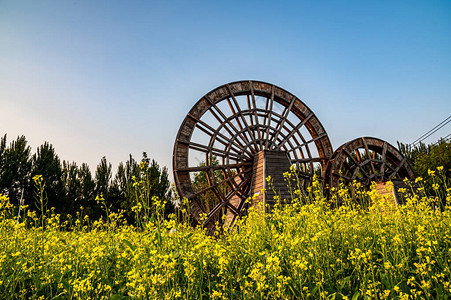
[179,140,247,161]
[389,157,406,180]
[269,95,296,150]
[277,113,313,150]
[342,149,370,178]
[175,162,252,173]
[186,167,252,200]
[174,80,333,230]
[249,81,264,150]
[331,170,352,182]
[264,85,275,149]
[203,177,250,225]
[325,137,414,191]
[351,166,360,181]
[362,138,376,175]
[355,149,362,164]
[205,95,252,148]
[226,84,260,152]
[286,133,327,153]
[380,141,388,178]
[188,113,249,155]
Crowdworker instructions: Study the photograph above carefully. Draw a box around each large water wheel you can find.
[173,80,333,230]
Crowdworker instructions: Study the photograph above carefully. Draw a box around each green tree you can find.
[192,156,228,214]
[31,142,65,213]
[398,139,451,179]
[0,134,6,172]
[78,163,95,208]
[61,160,96,218]
[0,135,7,193]
[95,156,112,198]
[109,162,127,211]
[61,161,80,213]
[134,153,173,218]
[398,139,451,206]
[109,154,139,216]
[0,135,32,203]
[90,157,113,219]
[146,155,171,200]
[109,153,173,222]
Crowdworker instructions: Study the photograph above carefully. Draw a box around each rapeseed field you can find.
[0,168,450,299]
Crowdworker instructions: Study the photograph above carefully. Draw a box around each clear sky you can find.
[1,0,450,179]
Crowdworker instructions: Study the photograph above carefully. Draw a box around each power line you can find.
[431,133,451,146]
[411,115,451,146]
[411,115,451,145]
[414,119,451,145]
[413,120,451,146]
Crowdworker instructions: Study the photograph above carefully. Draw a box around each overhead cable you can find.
[431,133,451,146]
[442,133,451,141]
[411,115,451,146]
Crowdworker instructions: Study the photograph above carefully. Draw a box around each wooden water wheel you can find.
[173,80,333,230]
[323,137,415,191]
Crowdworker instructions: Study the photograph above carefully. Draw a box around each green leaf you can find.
[311,285,320,296]
[352,291,360,300]
[172,250,180,259]
[110,295,128,300]
[340,275,352,288]
[122,239,135,251]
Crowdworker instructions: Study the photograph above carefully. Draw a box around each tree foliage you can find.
[192,156,230,219]
[0,134,173,223]
[31,142,65,213]
[110,153,173,221]
[398,139,451,179]
[0,135,32,203]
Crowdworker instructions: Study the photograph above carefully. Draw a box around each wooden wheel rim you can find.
[173,80,333,228]
[324,137,415,190]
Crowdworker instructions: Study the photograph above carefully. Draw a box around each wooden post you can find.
[250,150,293,212]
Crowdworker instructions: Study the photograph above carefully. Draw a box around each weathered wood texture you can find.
[375,180,418,205]
[324,137,415,191]
[249,150,294,212]
[173,80,333,229]
[249,151,265,208]
[375,182,397,205]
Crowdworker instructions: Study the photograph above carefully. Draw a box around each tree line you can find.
[1,133,449,222]
[0,134,174,223]
[398,138,451,179]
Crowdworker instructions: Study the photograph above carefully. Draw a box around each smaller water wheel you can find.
[323,137,415,191]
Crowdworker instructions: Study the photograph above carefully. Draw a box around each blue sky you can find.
[1,0,450,177]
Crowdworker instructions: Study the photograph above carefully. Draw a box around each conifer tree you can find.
[0,134,6,187]
[31,142,65,212]
[109,154,139,220]
[61,161,80,213]
[0,135,32,203]
[78,163,95,209]
[95,156,112,198]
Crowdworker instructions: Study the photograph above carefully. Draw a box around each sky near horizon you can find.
[1,0,450,178]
